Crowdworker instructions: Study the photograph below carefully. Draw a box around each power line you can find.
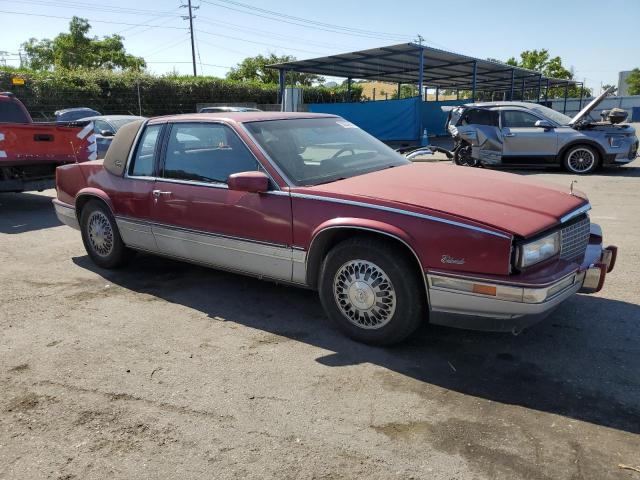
[0,0,182,18]
[0,9,188,30]
[195,28,325,55]
[199,0,418,43]
[204,0,409,41]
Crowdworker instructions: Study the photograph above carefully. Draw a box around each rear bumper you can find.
[53,199,79,230]
[427,225,616,332]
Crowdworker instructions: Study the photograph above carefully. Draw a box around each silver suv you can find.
[447,87,638,174]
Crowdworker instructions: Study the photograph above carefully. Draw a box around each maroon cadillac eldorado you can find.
[53,113,617,345]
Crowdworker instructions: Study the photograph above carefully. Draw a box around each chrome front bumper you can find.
[426,227,617,332]
[53,199,80,230]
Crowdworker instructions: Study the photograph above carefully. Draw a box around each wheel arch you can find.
[305,219,427,299]
[75,188,115,220]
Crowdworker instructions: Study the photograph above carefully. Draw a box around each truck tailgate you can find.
[0,121,97,166]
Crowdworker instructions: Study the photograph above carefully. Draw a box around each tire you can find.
[80,200,133,269]
[562,145,599,174]
[318,236,425,346]
[453,141,476,167]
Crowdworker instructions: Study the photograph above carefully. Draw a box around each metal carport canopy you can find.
[268,43,577,92]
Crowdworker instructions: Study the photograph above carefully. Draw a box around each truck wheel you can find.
[80,200,132,269]
[563,145,599,174]
[318,237,425,346]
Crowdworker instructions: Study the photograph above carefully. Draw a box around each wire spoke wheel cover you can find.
[87,211,114,257]
[567,147,595,173]
[333,259,396,330]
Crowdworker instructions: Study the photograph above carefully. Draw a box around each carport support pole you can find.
[545,79,550,103]
[521,76,526,101]
[397,83,401,99]
[418,48,425,101]
[537,74,542,103]
[578,83,584,109]
[347,77,352,102]
[563,82,569,114]
[509,69,515,100]
[456,89,460,100]
[278,69,286,111]
[435,86,439,102]
[471,60,477,102]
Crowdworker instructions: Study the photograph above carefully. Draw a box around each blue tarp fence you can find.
[308,97,421,142]
[309,97,468,141]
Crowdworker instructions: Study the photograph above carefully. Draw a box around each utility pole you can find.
[181,0,198,77]
[414,34,424,46]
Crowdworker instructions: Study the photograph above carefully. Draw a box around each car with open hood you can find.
[447,86,638,174]
[53,112,617,345]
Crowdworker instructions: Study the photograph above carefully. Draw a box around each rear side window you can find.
[162,123,259,184]
[0,100,29,123]
[502,110,540,128]
[461,108,499,126]
[129,124,162,177]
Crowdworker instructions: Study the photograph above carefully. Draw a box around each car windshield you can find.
[244,117,409,186]
[530,105,572,125]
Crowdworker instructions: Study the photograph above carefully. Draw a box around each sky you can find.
[0,0,638,94]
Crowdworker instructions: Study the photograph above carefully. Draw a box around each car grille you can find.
[560,215,590,262]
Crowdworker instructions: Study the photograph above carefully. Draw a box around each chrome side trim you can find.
[53,199,80,230]
[291,193,511,239]
[292,248,307,284]
[114,215,289,249]
[560,203,591,223]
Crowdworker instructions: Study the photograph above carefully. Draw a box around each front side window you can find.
[244,117,409,186]
[163,123,259,184]
[128,124,162,177]
[502,110,541,128]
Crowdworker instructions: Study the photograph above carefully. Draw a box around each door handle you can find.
[152,189,171,198]
[504,133,516,137]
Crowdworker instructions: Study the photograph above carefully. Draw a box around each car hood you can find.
[303,163,588,238]
[569,85,615,126]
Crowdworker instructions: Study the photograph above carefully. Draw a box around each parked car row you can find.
[446,87,638,174]
[52,111,618,345]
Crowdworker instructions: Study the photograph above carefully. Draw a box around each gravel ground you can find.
[1,164,639,480]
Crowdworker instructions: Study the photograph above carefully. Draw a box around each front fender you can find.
[305,218,423,287]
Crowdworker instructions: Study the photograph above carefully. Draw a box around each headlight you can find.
[516,231,560,268]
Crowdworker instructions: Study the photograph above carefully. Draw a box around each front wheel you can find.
[563,145,599,174]
[453,141,477,167]
[318,237,425,346]
[80,200,133,269]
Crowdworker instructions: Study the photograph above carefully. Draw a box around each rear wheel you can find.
[318,237,425,346]
[563,145,599,174]
[80,200,132,268]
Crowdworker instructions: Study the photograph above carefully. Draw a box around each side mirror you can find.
[534,120,554,130]
[100,129,115,137]
[227,171,269,193]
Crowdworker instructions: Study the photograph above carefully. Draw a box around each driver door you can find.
[501,109,558,163]
[149,121,295,282]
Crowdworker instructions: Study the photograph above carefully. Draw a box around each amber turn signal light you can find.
[472,284,497,296]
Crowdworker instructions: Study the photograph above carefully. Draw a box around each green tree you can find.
[505,49,589,99]
[22,17,145,71]
[227,54,323,86]
[626,68,640,96]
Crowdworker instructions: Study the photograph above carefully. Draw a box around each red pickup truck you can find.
[0,92,96,193]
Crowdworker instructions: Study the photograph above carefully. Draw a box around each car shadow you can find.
[71,253,640,434]
[495,164,640,177]
[0,192,61,234]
